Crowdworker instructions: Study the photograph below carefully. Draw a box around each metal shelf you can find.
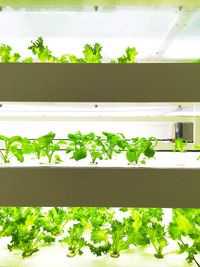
[0,167,199,208]
[0,63,200,102]
[0,63,199,208]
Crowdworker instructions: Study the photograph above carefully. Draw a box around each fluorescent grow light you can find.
[0,102,198,117]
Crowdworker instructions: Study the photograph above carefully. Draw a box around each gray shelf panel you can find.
[0,167,199,207]
[0,64,200,102]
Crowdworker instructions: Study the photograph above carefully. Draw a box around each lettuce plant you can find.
[173,138,187,152]
[66,207,113,231]
[32,132,66,164]
[120,208,168,259]
[60,223,87,257]
[101,132,128,160]
[42,208,68,236]
[84,133,104,164]
[66,131,104,164]
[146,209,168,259]
[0,207,55,258]
[83,43,102,63]
[126,137,157,165]
[89,219,129,258]
[0,135,25,164]
[0,44,21,62]
[28,37,57,63]
[0,37,138,63]
[0,44,32,62]
[66,131,87,161]
[0,206,198,266]
[168,209,200,267]
[111,47,138,63]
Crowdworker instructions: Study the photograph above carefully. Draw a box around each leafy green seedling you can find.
[101,132,128,160]
[173,138,187,152]
[89,219,129,258]
[0,135,25,164]
[108,220,130,258]
[66,132,104,164]
[28,37,57,62]
[32,132,66,164]
[84,133,104,164]
[83,43,102,63]
[125,209,151,248]
[124,208,167,259]
[89,227,111,256]
[111,47,138,63]
[0,44,21,62]
[148,221,168,259]
[66,131,87,161]
[1,37,139,63]
[0,207,55,257]
[126,137,157,165]
[65,43,103,63]
[168,209,200,267]
[42,208,68,236]
[60,223,87,257]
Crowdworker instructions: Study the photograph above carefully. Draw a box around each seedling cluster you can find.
[0,131,157,165]
[0,207,199,267]
[0,37,138,63]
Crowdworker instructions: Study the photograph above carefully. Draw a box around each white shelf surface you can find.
[0,240,195,267]
[0,152,200,169]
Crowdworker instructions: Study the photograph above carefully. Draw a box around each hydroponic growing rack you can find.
[0,63,199,208]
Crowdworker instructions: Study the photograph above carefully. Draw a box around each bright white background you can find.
[0,6,200,61]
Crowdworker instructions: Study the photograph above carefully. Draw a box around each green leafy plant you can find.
[60,223,87,257]
[32,132,66,163]
[0,44,33,63]
[123,208,167,258]
[124,209,151,248]
[101,132,128,160]
[83,43,102,63]
[28,37,56,62]
[42,208,68,236]
[0,206,199,265]
[0,44,21,62]
[1,37,138,63]
[0,135,25,164]
[108,219,130,258]
[89,219,129,258]
[66,131,104,163]
[111,47,138,63]
[67,207,113,231]
[168,208,200,267]
[146,209,168,259]
[149,223,168,258]
[0,207,55,257]
[66,131,88,161]
[84,133,104,164]
[126,137,157,165]
[173,138,187,152]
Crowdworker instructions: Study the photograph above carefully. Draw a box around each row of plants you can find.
[0,131,158,165]
[0,132,196,166]
[0,207,199,266]
[0,37,138,63]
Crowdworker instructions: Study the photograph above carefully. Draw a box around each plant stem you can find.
[193,256,200,267]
